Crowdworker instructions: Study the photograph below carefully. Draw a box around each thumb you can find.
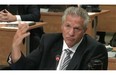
[4,9,9,13]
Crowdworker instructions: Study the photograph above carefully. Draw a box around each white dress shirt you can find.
[57,38,83,70]
[16,15,21,21]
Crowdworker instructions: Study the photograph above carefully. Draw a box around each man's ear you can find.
[83,27,87,33]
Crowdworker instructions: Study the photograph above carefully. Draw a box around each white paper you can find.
[0,21,35,25]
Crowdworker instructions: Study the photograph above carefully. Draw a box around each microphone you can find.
[56,55,60,61]
[55,55,60,68]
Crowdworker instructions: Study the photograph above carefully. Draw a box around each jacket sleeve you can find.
[88,44,108,70]
[20,5,40,22]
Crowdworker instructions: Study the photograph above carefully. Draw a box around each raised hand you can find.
[11,23,30,63]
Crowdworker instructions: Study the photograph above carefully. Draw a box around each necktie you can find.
[60,49,72,70]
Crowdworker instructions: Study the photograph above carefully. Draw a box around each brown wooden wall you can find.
[97,5,116,32]
[0,30,26,66]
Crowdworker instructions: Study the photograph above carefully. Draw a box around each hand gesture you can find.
[0,9,17,22]
[11,23,30,63]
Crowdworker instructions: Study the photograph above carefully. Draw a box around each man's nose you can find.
[69,28,75,36]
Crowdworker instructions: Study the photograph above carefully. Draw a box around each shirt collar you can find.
[62,37,83,53]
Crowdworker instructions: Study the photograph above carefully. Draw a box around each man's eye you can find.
[66,24,70,27]
[75,28,79,30]
[75,28,83,32]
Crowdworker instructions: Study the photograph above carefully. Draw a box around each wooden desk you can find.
[108,47,116,70]
[108,57,116,70]
[0,22,46,66]
[41,10,109,38]
[0,22,46,31]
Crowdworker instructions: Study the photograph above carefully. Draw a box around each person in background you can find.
[0,5,44,52]
[8,7,108,70]
[97,32,106,44]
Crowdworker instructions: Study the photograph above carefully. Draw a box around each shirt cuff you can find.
[16,15,22,21]
[7,54,13,65]
[7,52,24,65]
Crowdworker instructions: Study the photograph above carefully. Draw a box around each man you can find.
[8,7,108,70]
[0,5,44,52]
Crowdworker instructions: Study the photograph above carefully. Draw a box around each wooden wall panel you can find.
[0,30,26,66]
[97,5,116,32]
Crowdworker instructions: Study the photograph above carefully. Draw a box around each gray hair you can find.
[62,7,90,31]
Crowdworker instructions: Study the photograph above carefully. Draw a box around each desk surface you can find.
[41,10,109,19]
[0,22,46,32]
[88,10,110,20]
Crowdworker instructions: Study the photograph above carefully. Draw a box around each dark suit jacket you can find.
[10,33,108,70]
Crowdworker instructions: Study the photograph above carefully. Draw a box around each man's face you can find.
[61,15,86,48]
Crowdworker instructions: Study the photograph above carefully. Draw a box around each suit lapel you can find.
[67,35,88,70]
[49,35,63,69]
[51,34,63,57]
[51,40,63,58]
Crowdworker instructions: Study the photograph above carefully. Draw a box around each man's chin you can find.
[66,42,75,48]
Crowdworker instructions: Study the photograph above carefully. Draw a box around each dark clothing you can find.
[0,5,40,21]
[0,5,44,52]
[10,33,108,70]
[97,32,106,44]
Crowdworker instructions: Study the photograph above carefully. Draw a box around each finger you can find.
[20,32,30,40]
[0,10,8,15]
[1,9,5,13]
[13,29,30,48]
[2,16,8,20]
[0,15,8,22]
[0,11,3,14]
[0,12,7,16]
[2,13,7,16]
[14,32,30,45]
[18,23,29,34]
[15,23,30,43]
[4,9,9,13]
